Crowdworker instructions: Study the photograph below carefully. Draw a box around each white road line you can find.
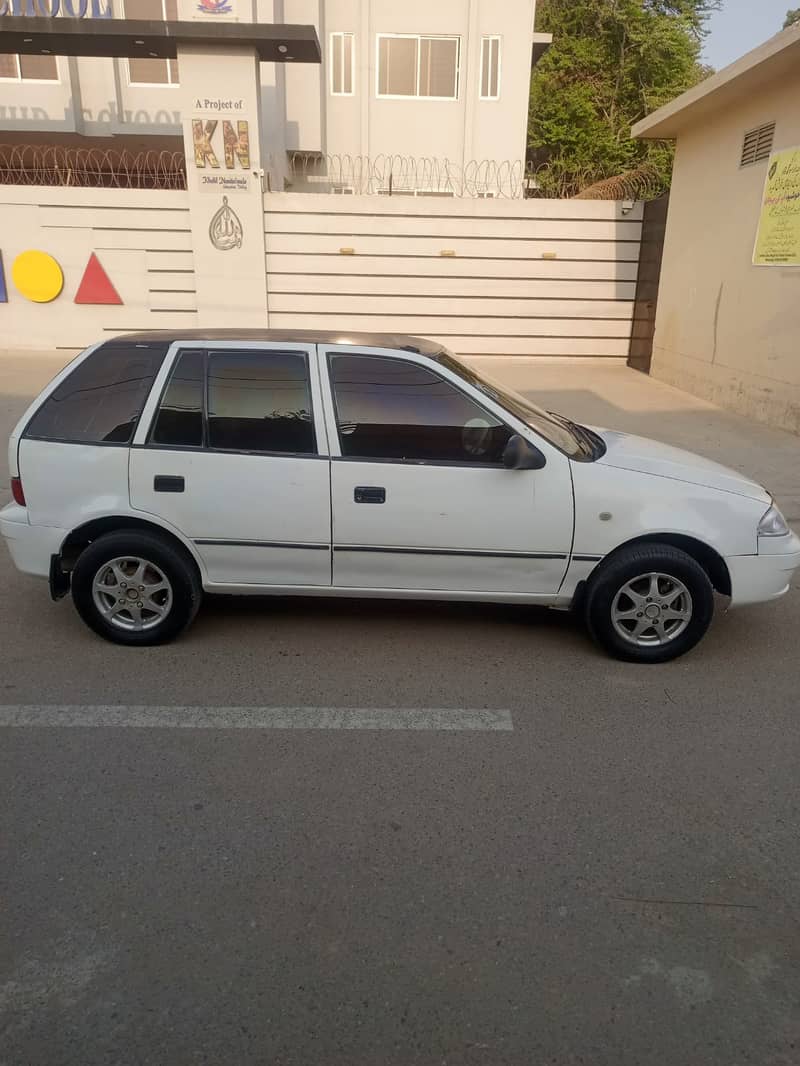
[0,705,514,732]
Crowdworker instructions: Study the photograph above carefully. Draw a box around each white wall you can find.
[651,68,800,432]
[0,186,196,350]
[263,191,641,356]
[0,185,641,357]
[282,0,535,166]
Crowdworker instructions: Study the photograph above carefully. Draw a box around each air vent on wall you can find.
[740,122,775,167]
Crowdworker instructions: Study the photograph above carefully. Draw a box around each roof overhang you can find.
[0,16,321,63]
[632,25,800,140]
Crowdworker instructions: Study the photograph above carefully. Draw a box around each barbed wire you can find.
[0,143,666,201]
[286,153,532,199]
[0,144,187,190]
[572,163,668,201]
[284,153,667,200]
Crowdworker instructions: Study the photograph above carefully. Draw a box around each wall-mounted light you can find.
[621,199,635,215]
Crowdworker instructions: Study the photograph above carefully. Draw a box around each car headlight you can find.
[758,502,790,537]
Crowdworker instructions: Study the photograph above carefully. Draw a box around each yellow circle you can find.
[12,250,64,303]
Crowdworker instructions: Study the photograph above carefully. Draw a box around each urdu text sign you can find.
[753,146,800,267]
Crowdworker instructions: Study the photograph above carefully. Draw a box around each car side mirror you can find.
[502,434,547,470]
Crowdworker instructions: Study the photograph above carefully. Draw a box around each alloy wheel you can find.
[610,571,693,647]
[91,556,174,632]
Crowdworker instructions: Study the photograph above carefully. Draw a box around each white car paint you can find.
[128,341,334,587]
[595,429,771,503]
[319,344,573,596]
[2,335,799,624]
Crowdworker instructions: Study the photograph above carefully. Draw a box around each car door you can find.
[129,342,331,587]
[320,346,574,597]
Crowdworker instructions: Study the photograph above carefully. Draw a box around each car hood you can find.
[593,429,771,503]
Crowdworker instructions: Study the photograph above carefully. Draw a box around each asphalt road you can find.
[2,358,800,1066]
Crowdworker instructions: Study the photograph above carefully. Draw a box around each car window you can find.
[329,353,512,464]
[149,349,205,448]
[433,350,596,460]
[24,342,168,445]
[207,350,316,454]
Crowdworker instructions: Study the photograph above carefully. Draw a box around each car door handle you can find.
[154,475,185,493]
[354,486,386,504]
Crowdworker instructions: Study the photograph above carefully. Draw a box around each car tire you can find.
[584,544,714,663]
[71,530,202,647]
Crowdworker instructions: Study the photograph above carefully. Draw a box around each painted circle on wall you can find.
[12,250,64,303]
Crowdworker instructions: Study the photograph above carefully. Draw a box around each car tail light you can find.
[10,477,26,506]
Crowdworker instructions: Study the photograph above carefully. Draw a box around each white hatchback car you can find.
[2,331,798,661]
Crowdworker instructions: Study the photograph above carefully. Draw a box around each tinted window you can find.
[25,343,168,445]
[150,350,204,448]
[330,354,511,463]
[207,350,315,454]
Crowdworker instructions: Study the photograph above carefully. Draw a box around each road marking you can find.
[0,705,513,732]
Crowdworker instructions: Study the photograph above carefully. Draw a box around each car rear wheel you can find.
[71,531,202,646]
[584,544,714,663]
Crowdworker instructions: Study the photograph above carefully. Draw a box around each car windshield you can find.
[433,350,599,460]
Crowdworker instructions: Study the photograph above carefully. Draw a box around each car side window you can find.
[207,350,316,454]
[24,342,168,445]
[329,353,512,464]
[149,349,205,448]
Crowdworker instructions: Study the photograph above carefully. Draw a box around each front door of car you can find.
[320,347,574,596]
[130,343,331,587]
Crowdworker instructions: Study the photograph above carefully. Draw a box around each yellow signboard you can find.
[753,146,800,266]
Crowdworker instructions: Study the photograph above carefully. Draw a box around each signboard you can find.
[753,146,800,267]
[0,0,112,15]
[190,97,252,194]
[195,0,234,16]
[176,0,243,21]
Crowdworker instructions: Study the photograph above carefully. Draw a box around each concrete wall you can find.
[0,48,182,140]
[263,192,641,356]
[0,186,641,357]
[651,68,800,433]
[0,186,197,350]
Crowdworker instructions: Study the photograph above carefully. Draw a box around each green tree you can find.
[528,0,719,197]
[784,8,800,28]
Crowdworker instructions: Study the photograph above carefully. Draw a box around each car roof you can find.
[107,329,448,357]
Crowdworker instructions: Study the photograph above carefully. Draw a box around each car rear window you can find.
[25,342,169,445]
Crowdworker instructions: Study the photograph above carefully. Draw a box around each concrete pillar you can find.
[176,41,269,327]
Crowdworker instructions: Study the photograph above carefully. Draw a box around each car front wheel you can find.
[584,544,715,663]
[71,530,202,646]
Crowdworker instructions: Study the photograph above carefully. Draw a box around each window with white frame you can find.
[377,34,460,100]
[330,32,355,95]
[480,36,501,100]
[0,52,58,83]
[124,0,179,86]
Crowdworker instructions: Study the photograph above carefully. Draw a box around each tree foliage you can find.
[529,0,719,197]
[785,8,800,28]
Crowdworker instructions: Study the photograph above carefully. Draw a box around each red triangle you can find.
[74,253,123,305]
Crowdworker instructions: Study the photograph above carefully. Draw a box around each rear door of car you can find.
[130,341,332,587]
